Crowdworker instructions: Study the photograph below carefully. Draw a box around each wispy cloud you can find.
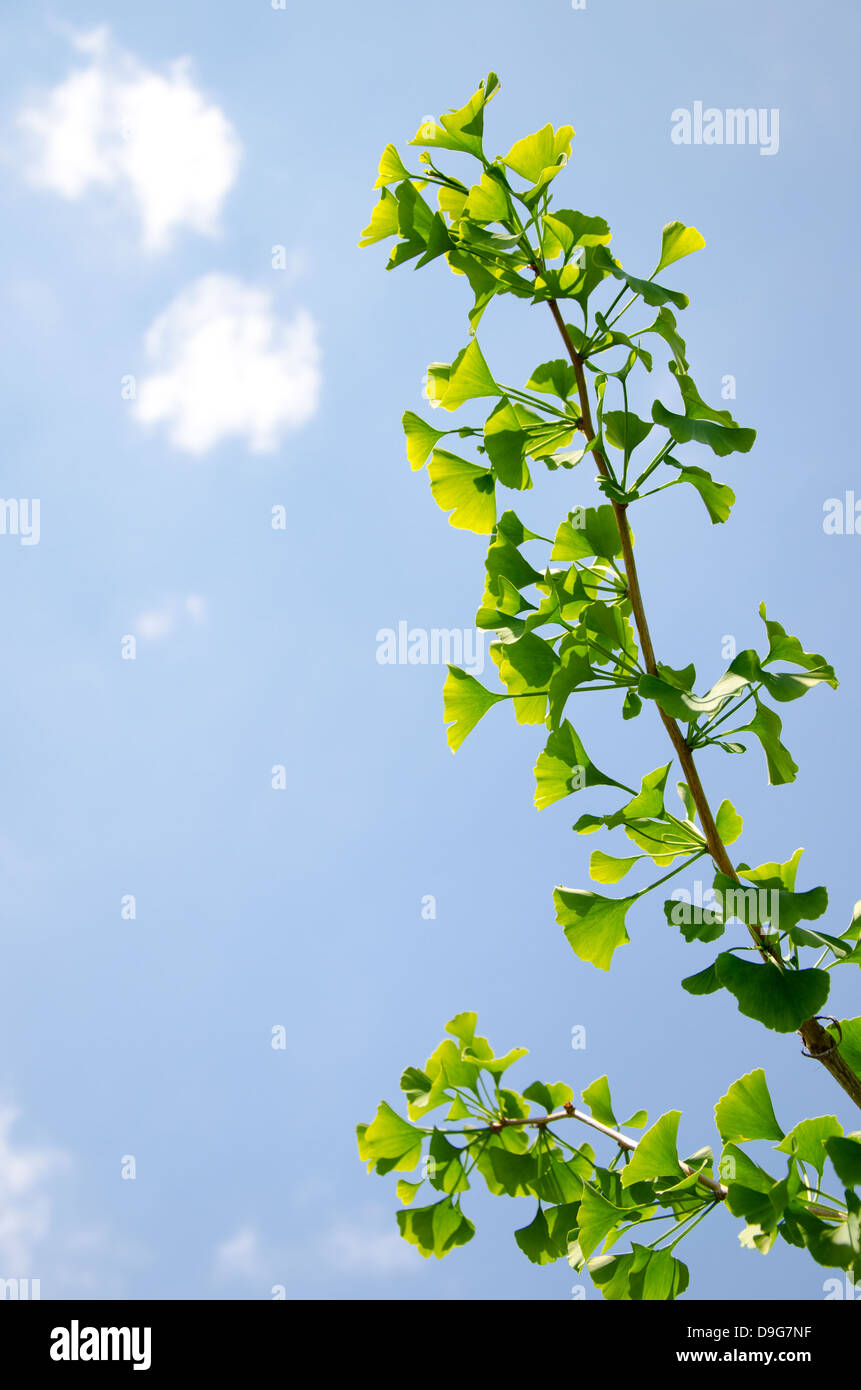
[133,275,321,455]
[0,1108,145,1296]
[134,594,207,642]
[212,1208,418,1292]
[319,1219,419,1275]
[212,1226,266,1283]
[0,1108,66,1276]
[17,27,241,252]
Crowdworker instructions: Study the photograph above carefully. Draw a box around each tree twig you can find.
[486,1101,839,1218]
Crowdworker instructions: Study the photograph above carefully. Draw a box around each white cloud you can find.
[17,27,241,251]
[136,608,175,641]
[212,1209,419,1290]
[133,275,321,454]
[320,1221,419,1275]
[134,594,207,641]
[184,594,206,623]
[0,1108,143,1295]
[213,1226,265,1283]
[0,1108,66,1275]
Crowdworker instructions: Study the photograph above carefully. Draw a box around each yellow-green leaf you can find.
[656,221,706,273]
[428,449,496,533]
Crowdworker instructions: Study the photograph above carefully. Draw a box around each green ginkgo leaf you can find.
[514,1208,559,1264]
[603,410,653,454]
[777,1117,843,1178]
[715,1069,784,1143]
[592,246,690,309]
[620,1112,683,1187]
[587,1252,635,1300]
[741,698,798,785]
[374,143,411,188]
[463,170,510,223]
[554,889,634,970]
[715,799,743,846]
[483,397,533,489]
[358,188,400,247]
[644,306,689,370]
[715,954,830,1033]
[543,209,611,260]
[428,449,496,532]
[490,632,556,725]
[504,123,574,185]
[525,358,578,400]
[589,849,641,884]
[438,339,500,411]
[551,506,622,562]
[357,1102,423,1174]
[388,181,452,269]
[577,1185,626,1259]
[609,764,671,823]
[442,666,504,751]
[655,220,706,272]
[409,73,500,157]
[666,459,735,523]
[758,604,837,685]
[402,410,446,469]
[738,848,804,891]
[427,1129,470,1194]
[825,1137,861,1188]
[396,1197,475,1258]
[533,720,631,810]
[581,1075,617,1127]
[523,1080,575,1114]
[396,1179,423,1205]
[652,400,756,457]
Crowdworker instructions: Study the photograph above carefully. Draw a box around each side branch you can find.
[488,1100,728,1201]
[487,1103,838,1217]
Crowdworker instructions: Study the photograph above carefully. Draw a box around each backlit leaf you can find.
[655,221,706,273]
[442,666,504,751]
[554,889,634,970]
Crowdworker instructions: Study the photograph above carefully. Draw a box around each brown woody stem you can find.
[544,297,861,1112]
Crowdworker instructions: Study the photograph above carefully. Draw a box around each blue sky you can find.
[0,0,859,1300]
